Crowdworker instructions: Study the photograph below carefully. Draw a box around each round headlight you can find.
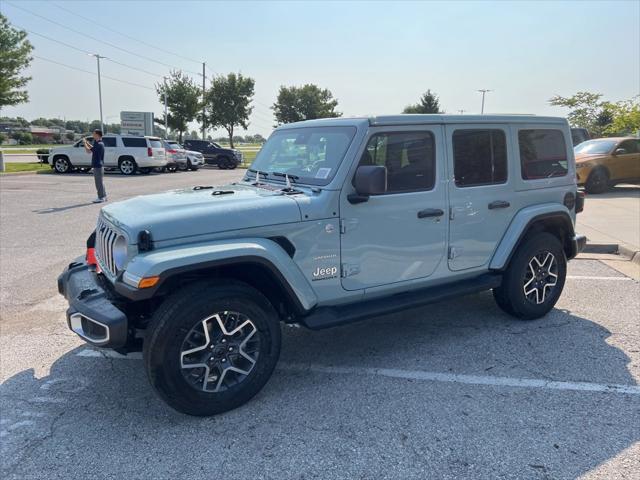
[113,235,128,271]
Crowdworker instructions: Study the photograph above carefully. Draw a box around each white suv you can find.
[49,135,167,175]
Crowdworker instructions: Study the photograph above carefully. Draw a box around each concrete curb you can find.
[584,242,640,265]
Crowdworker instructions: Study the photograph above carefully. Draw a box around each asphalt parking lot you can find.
[1,170,639,479]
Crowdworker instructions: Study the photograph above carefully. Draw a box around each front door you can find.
[609,139,640,181]
[340,126,447,291]
[446,124,515,271]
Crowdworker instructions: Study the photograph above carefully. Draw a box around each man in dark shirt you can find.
[84,129,107,203]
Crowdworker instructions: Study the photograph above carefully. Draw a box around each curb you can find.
[584,242,640,265]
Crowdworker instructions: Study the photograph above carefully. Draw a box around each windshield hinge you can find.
[449,207,455,221]
[339,218,358,234]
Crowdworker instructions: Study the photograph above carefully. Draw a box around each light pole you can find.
[90,53,107,132]
[163,76,168,138]
[477,89,492,114]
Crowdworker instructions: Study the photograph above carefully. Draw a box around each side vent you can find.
[268,236,296,258]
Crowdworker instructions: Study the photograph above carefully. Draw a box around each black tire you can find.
[139,167,151,174]
[218,157,231,169]
[143,280,281,416]
[52,156,72,174]
[585,168,609,194]
[493,232,567,320]
[118,157,137,175]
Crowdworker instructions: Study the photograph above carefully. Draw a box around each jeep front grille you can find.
[95,217,118,277]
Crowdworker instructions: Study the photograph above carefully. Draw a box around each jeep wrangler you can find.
[58,115,586,416]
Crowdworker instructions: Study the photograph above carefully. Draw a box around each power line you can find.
[6,1,201,76]
[51,1,202,65]
[32,55,155,91]
[16,25,166,79]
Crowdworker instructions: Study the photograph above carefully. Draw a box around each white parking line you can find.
[279,364,640,395]
[75,348,640,396]
[566,275,633,281]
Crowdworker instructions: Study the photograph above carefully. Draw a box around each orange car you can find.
[575,137,640,193]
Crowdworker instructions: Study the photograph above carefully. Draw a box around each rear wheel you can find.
[585,168,609,194]
[493,232,566,320]
[143,280,281,416]
[118,157,137,175]
[53,156,71,174]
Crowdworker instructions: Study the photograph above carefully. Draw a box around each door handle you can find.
[488,200,510,210]
[417,208,444,218]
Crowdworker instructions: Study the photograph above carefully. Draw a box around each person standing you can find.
[84,129,107,203]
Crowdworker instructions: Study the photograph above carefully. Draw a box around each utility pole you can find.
[201,62,206,140]
[163,76,168,138]
[90,54,107,132]
[477,89,492,114]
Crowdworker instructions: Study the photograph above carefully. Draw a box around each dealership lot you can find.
[1,171,639,479]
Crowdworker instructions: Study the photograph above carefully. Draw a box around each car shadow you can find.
[592,184,640,199]
[1,292,638,478]
[33,202,96,214]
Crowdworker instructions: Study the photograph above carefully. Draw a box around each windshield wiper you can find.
[246,168,268,184]
[270,172,299,182]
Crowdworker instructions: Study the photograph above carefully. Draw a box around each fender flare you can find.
[114,237,317,312]
[490,204,575,271]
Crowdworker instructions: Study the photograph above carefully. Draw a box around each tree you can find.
[0,14,33,110]
[603,97,640,136]
[204,72,255,148]
[549,91,613,136]
[0,133,6,144]
[156,70,201,142]
[403,90,442,114]
[272,84,341,125]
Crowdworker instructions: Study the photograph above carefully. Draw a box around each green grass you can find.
[1,144,58,153]
[1,162,52,174]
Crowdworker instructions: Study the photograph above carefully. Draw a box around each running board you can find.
[300,273,502,330]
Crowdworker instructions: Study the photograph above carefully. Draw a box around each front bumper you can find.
[58,258,128,349]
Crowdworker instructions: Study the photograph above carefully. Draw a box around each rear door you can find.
[446,124,515,271]
[102,136,117,166]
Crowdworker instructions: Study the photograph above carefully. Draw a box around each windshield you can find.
[149,139,163,148]
[167,141,181,148]
[247,126,357,186]
[574,139,616,155]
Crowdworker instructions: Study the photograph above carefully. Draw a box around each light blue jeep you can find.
[58,115,586,415]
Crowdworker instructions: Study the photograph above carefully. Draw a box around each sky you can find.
[1,0,639,137]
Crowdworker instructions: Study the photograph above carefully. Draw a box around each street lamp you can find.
[477,89,492,114]
[163,76,168,138]
[89,53,107,132]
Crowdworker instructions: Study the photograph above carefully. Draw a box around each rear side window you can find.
[102,137,116,147]
[359,131,435,193]
[618,139,639,154]
[519,129,568,179]
[453,129,507,187]
[122,137,147,148]
[149,139,163,148]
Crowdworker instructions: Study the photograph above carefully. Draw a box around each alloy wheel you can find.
[120,160,135,175]
[523,252,558,304]
[180,311,260,393]
[55,158,69,173]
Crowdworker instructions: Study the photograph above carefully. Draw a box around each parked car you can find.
[570,128,591,146]
[162,140,186,172]
[184,148,204,171]
[48,135,167,175]
[182,139,242,169]
[575,137,640,193]
[58,115,585,416]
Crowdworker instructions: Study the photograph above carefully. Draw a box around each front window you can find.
[248,126,357,186]
[574,139,617,155]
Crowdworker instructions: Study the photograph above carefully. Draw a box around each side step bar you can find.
[300,273,502,330]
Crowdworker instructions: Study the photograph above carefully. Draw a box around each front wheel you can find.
[143,281,281,416]
[53,156,71,173]
[493,232,566,320]
[585,168,609,194]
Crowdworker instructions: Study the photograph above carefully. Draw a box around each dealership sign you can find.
[120,111,154,136]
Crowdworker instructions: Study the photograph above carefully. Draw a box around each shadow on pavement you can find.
[591,184,640,199]
[33,202,96,214]
[1,293,638,478]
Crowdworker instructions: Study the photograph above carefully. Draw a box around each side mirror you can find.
[348,165,387,204]
[614,148,627,155]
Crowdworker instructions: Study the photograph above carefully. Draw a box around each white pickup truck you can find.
[48,134,167,175]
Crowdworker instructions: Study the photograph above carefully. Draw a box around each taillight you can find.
[167,149,177,154]
[147,147,153,157]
